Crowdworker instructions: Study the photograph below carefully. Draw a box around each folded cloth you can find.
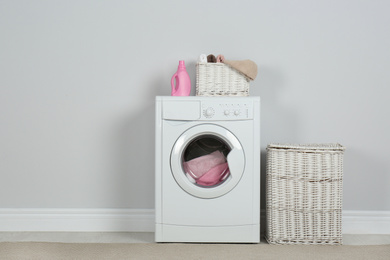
[198,54,207,63]
[197,163,230,186]
[223,59,258,80]
[207,54,217,63]
[216,54,225,63]
[183,150,226,179]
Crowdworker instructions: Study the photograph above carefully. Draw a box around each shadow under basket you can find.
[265,143,346,245]
[196,63,250,96]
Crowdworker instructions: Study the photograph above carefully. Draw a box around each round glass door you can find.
[170,124,245,199]
[183,135,231,187]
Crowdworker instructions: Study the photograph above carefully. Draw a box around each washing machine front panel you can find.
[170,124,245,199]
[156,96,260,240]
[161,120,257,227]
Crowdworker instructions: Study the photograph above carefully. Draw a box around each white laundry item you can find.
[198,54,207,63]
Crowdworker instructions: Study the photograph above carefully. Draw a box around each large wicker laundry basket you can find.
[265,143,345,245]
[196,63,250,96]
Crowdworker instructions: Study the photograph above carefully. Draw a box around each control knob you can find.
[204,107,215,118]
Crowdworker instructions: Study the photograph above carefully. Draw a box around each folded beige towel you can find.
[223,59,258,80]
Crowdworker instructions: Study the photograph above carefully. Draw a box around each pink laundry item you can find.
[183,151,226,179]
[197,163,230,186]
[216,54,225,63]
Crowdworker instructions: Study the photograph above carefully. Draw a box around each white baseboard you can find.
[342,210,390,234]
[0,208,155,232]
[0,209,389,234]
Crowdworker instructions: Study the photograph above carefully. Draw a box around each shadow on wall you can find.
[253,66,302,144]
[260,150,267,231]
[251,66,302,225]
[343,147,389,210]
[187,61,197,96]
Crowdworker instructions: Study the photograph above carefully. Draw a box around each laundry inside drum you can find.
[182,135,231,187]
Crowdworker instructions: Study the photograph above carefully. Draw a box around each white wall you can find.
[1,0,389,212]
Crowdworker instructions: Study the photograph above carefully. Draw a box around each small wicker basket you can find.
[196,63,250,96]
[265,143,345,245]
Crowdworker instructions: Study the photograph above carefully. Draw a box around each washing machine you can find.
[155,96,260,243]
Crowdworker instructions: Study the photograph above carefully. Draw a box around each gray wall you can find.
[1,0,389,211]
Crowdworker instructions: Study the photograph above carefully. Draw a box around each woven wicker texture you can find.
[265,143,345,245]
[196,63,250,96]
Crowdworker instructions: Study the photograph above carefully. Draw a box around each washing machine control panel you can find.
[201,100,253,120]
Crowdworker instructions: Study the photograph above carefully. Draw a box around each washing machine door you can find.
[170,124,245,199]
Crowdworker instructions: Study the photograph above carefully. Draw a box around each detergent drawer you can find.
[162,101,201,121]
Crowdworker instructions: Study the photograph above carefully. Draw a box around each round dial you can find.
[204,107,215,118]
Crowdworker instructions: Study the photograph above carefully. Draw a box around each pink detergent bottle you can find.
[171,60,191,96]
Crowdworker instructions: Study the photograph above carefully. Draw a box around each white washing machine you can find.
[155,96,260,243]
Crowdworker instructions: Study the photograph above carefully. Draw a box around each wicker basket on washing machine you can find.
[265,143,345,245]
[196,63,250,96]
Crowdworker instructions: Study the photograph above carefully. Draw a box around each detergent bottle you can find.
[171,60,191,96]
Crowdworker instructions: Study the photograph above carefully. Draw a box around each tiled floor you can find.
[1,233,390,245]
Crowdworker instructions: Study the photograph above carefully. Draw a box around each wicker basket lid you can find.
[267,143,345,151]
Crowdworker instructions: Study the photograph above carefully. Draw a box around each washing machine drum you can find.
[170,124,245,199]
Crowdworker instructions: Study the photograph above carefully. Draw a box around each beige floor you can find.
[1,233,390,245]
